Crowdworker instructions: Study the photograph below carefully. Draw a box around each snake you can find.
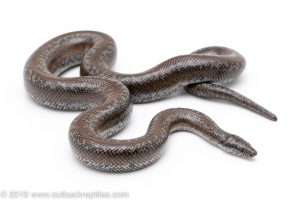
[24,31,277,172]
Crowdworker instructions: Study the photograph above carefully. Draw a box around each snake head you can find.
[222,134,257,158]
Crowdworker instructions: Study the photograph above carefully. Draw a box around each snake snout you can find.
[223,134,257,158]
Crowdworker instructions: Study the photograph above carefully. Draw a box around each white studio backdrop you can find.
[0,0,299,199]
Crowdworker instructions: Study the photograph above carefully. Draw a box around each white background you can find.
[0,0,299,199]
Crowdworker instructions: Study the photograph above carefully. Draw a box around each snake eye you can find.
[223,135,257,158]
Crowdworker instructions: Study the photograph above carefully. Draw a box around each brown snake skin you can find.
[24,31,277,172]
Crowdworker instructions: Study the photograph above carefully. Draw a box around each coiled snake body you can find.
[24,31,276,172]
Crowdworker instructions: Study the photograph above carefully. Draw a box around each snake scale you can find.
[24,31,276,172]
